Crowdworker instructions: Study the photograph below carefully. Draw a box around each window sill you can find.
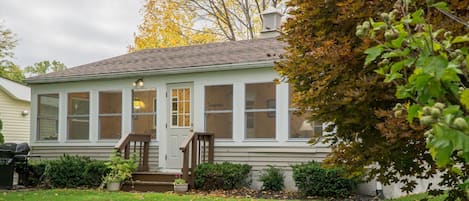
[242,139,277,142]
[215,139,234,142]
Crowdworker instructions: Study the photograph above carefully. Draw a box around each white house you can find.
[0,76,30,143]
[23,10,429,198]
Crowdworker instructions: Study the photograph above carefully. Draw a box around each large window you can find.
[245,82,276,139]
[205,85,233,139]
[67,92,90,140]
[132,89,156,138]
[288,85,322,139]
[99,91,122,139]
[37,94,59,140]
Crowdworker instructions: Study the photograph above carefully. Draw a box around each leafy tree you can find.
[276,0,468,199]
[129,0,218,51]
[359,1,469,199]
[130,0,284,51]
[24,60,67,77]
[186,0,284,41]
[0,23,16,59]
[0,60,25,83]
[0,23,24,83]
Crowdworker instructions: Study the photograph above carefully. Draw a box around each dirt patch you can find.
[189,187,378,200]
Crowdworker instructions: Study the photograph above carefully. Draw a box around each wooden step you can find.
[122,180,173,192]
[131,171,179,182]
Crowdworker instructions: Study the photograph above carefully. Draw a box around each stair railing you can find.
[180,132,214,188]
[114,133,151,172]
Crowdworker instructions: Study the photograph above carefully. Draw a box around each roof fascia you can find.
[26,60,275,84]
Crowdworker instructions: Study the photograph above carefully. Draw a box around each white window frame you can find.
[244,82,276,139]
[204,84,234,139]
[98,90,122,139]
[37,93,59,141]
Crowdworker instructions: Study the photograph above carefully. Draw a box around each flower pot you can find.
[174,183,188,193]
[107,182,121,191]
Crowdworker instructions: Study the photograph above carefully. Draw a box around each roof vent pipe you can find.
[260,7,283,38]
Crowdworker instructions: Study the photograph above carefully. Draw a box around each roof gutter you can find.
[26,60,276,84]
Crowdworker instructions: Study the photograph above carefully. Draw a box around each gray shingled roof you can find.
[26,37,285,84]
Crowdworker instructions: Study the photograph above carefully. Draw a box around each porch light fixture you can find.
[21,110,29,116]
[133,78,144,88]
[133,97,145,110]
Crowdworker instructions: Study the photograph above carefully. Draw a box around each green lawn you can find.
[386,193,447,201]
[0,189,285,201]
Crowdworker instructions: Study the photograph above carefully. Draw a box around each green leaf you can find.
[428,124,453,167]
[460,89,469,110]
[452,35,469,44]
[411,9,425,24]
[384,72,402,82]
[407,104,420,123]
[396,85,411,99]
[416,55,448,79]
[364,46,384,65]
[382,48,411,59]
[430,2,449,11]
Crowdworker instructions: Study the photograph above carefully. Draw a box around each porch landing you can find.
[122,172,179,192]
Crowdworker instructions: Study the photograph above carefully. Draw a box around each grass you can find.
[386,193,447,201]
[0,189,287,201]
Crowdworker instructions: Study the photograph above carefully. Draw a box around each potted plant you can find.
[102,150,138,191]
[173,173,188,193]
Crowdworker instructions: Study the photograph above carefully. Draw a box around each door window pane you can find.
[37,94,59,140]
[99,91,122,139]
[68,92,89,140]
[245,83,276,139]
[205,85,233,138]
[170,88,191,128]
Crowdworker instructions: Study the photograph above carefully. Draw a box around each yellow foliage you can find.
[129,0,218,51]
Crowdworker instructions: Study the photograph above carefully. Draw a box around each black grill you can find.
[0,143,30,189]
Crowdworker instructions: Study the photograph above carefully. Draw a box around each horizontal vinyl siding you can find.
[30,145,160,171]
[0,89,30,143]
[214,146,330,170]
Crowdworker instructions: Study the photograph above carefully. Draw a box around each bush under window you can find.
[194,162,251,190]
[292,161,356,198]
[44,155,109,188]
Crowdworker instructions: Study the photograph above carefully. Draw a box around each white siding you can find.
[30,144,160,171]
[0,89,30,143]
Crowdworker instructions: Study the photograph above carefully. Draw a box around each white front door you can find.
[166,83,193,169]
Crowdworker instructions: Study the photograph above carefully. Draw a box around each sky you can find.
[0,0,142,68]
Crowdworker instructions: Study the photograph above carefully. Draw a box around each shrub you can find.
[259,165,284,191]
[102,151,137,184]
[194,162,251,190]
[44,155,109,188]
[24,160,48,187]
[291,161,356,198]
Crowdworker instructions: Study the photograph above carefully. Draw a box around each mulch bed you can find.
[189,187,378,200]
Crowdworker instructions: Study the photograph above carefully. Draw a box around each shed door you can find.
[166,83,193,169]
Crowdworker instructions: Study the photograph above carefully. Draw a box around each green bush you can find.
[194,162,251,190]
[259,165,284,191]
[24,160,48,186]
[291,161,356,198]
[44,155,109,188]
